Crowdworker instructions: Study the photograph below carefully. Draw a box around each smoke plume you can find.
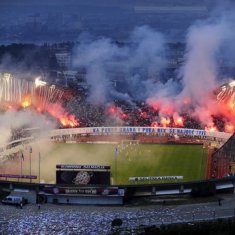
[0,110,56,147]
[73,26,166,105]
[147,4,235,128]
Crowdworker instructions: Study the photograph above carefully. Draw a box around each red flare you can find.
[121,113,128,119]
[160,117,171,127]
[59,115,79,127]
[151,121,158,127]
[45,103,79,128]
[21,95,31,108]
[107,104,127,120]
[174,116,184,127]
[225,123,235,133]
[205,125,218,132]
[140,111,148,118]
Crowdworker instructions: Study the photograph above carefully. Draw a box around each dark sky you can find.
[0,0,216,7]
[0,0,221,44]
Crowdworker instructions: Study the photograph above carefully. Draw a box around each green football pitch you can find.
[33,142,207,185]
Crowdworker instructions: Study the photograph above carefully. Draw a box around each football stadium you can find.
[1,130,209,185]
[0,73,235,205]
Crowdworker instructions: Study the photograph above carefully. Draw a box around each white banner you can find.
[50,126,232,140]
[129,176,183,181]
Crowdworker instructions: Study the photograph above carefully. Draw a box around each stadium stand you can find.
[210,132,235,179]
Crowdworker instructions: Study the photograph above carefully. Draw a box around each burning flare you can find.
[21,96,32,108]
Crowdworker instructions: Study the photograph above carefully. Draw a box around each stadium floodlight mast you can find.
[114,146,118,184]
[29,146,32,183]
[39,151,41,184]
[20,151,23,181]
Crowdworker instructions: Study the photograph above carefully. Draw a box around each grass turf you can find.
[38,143,207,185]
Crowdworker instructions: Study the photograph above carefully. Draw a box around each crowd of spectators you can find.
[64,96,219,130]
[10,127,32,142]
[65,96,106,127]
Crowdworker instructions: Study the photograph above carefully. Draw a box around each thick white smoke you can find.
[179,20,232,100]
[0,110,56,147]
[128,26,166,80]
[176,11,235,125]
[73,26,166,105]
[73,37,123,105]
[147,5,235,127]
